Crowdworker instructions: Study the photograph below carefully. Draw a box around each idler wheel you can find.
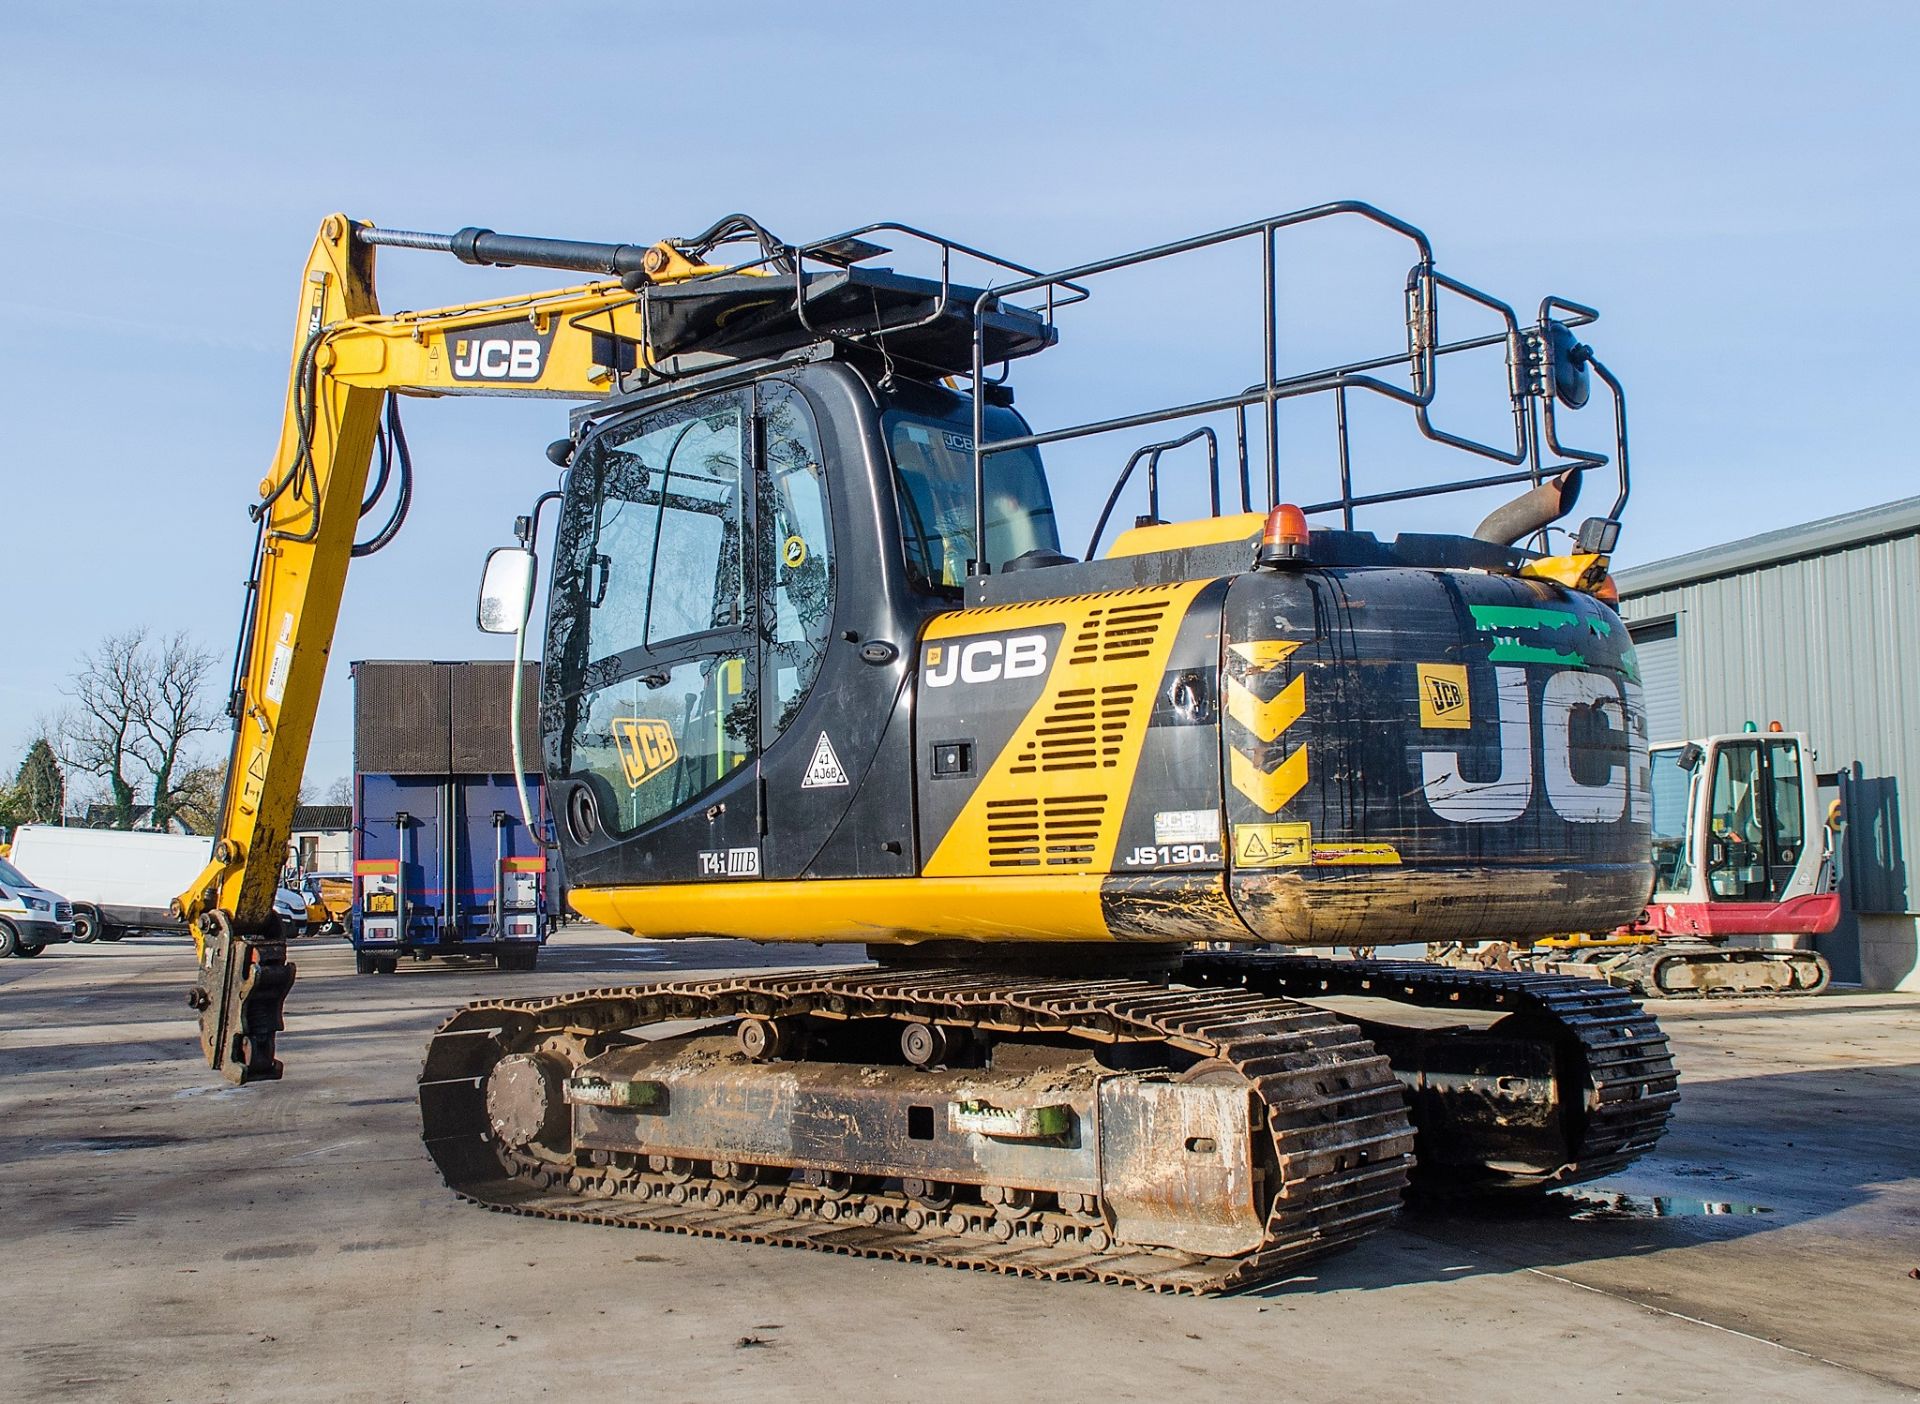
[485,1052,571,1150]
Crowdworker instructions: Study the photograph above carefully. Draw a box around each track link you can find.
[1180,952,1680,1189]
[418,966,1415,1293]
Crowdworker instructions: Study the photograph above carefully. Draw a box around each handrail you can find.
[961,201,1630,570]
[1084,427,1220,560]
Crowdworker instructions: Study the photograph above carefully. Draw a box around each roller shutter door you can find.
[1629,618,1683,744]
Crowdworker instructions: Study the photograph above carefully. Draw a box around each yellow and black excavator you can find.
[178,203,1678,1293]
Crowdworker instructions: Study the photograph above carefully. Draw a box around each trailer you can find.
[349,660,552,974]
[6,825,211,942]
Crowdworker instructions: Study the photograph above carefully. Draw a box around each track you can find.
[418,966,1415,1293]
[1183,952,1680,1189]
[418,957,1678,1290]
[1596,945,1833,999]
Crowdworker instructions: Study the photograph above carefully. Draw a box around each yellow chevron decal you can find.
[1227,639,1302,674]
[1230,745,1308,813]
[1224,673,1304,744]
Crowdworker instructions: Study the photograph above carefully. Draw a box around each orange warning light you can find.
[1257,503,1311,567]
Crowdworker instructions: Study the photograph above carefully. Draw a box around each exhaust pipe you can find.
[1473,469,1582,547]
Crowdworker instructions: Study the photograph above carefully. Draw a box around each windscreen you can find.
[883,386,1059,589]
[1648,747,1693,896]
[0,857,34,890]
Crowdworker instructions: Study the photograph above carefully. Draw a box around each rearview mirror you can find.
[477,546,536,634]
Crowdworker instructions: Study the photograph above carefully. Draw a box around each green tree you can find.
[15,738,64,824]
[0,784,27,834]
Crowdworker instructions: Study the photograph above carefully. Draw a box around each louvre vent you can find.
[984,794,1107,867]
[1008,684,1136,774]
[1068,598,1170,666]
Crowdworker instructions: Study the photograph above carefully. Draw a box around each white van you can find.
[5,826,212,942]
[0,853,75,956]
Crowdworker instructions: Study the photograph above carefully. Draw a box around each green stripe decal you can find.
[1468,603,1619,671]
[1468,604,1610,635]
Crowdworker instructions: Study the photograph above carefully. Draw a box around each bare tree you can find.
[59,629,224,831]
[63,631,149,828]
[171,760,228,836]
[138,632,222,832]
[324,775,353,806]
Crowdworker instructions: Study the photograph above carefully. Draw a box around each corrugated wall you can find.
[1620,530,1920,917]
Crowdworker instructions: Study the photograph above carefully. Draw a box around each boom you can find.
[180,214,729,1081]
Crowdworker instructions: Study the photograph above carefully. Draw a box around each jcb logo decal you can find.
[610,718,679,788]
[923,634,1049,688]
[446,323,553,381]
[1417,663,1471,730]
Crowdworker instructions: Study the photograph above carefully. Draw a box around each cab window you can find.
[572,656,753,835]
[578,397,747,661]
[1768,738,1805,865]
[884,386,1059,589]
[1648,748,1692,896]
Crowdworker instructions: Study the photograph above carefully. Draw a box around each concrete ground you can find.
[3,929,1917,1404]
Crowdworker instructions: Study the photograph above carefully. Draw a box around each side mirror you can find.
[477,546,536,634]
[1675,742,1704,772]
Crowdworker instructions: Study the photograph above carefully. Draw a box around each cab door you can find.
[1702,736,1808,902]
[751,379,852,878]
[544,388,762,885]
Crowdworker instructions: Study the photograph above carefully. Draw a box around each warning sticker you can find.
[1233,823,1403,868]
[1233,822,1312,867]
[801,731,849,789]
[1305,842,1403,867]
[1417,663,1471,729]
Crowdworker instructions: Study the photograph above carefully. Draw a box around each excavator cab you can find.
[514,361,1065,898]
[1646,729,1837,929]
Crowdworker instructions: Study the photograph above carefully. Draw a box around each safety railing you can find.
[963,200,1630,567]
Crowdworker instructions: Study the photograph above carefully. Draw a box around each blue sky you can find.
[2,2,1914,794]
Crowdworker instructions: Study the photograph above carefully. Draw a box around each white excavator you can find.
[1444,724,1839,996]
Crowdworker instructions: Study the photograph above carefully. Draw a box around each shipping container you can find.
[349,661,553,974]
